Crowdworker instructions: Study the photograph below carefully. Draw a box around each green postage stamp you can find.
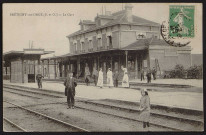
[169,5,194,38]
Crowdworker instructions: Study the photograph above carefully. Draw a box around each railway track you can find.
[74,104,178,131]
[80,100,203,123]
[3,89,41,99]
[3,84,204,131]
[3,117,27,132]
[3,100,89,132]
[75,100,203,131]
[3,85,63,98]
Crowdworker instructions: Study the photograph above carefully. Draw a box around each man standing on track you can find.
[64,72,77,109]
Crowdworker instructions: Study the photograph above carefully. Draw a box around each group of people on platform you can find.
[36,66,157,90]
[140,67,157,83]
[84,65,130,88]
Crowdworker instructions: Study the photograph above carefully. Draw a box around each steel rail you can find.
[44,101,184,131]
[4,100,89,132]
[81,100,204,124]
[4,89,41,99]
[3,86,63,98]
[73,105,183,131]
[3,117,28,132]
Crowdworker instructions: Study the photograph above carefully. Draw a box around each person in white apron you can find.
[139,88,151,130]
[97,68,103,88]
[121,66,129,88]
[107,68,114,88]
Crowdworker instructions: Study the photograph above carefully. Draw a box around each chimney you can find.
[79,20,84,30]
[125,3,133,22]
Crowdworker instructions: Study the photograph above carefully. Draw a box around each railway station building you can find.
[40,4,192,81]
[3,48,54,83]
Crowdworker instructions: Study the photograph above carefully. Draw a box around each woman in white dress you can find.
[97,68,103,88]
[121,66,129,88]
[107,68,114,88]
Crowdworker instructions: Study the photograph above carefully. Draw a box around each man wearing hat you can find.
[64,72,77,109]
[113,69,119,87]
[146,69,152,83]
[152,67,157,80]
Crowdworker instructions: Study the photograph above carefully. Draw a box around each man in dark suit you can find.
[64,72,77,109]
[152,67,157,80]
[146,69,152,83]
[113,69,119,87]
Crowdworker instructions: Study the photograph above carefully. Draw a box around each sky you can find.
[3,3,202,58]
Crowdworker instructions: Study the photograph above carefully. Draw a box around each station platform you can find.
[3,80,203,111]
[43,78,203,89]
[130,78,203,88]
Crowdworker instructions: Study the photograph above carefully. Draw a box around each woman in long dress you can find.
[121,66,129,88]
[97,68,103,88]
[107,68,114,88]
[139,88,151,130]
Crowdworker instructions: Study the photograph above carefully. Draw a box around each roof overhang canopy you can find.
[121,38,172,51]
[121,39,150,51]
[3,49,55,66]
[3,49,54,57]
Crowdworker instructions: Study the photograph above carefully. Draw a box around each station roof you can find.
[41,48,120,60]
[41,53,73,60]
[3,49,55,61]
[121,38,169,50]
[3,49,54,56]
[67,10,160,38]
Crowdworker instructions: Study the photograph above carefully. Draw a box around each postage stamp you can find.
[169,5,195,38]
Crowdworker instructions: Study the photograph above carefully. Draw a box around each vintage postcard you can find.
[2,3,203,132]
